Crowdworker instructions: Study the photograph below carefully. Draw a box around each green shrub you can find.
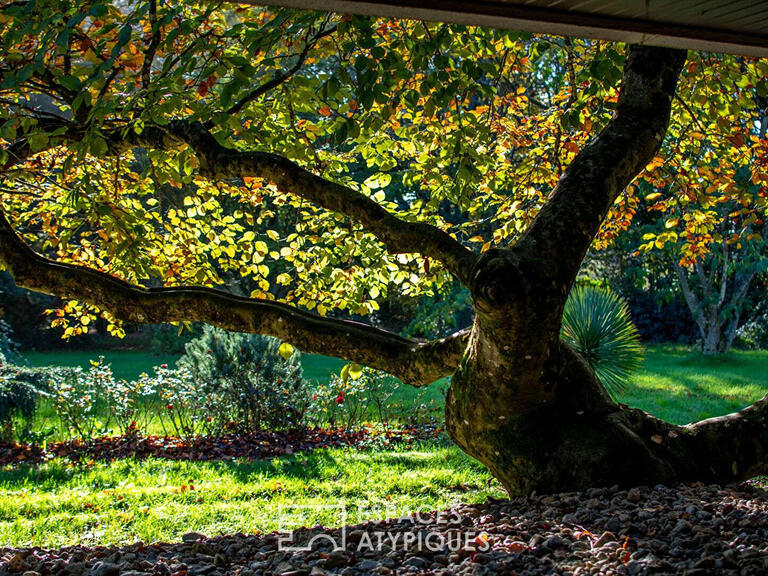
[178,326,310,432]
[146,364,201,437]
[736,304,768,350]
[0,319,22,364]
[0,343,61,441]
[561,285,644,397]
[0,360,40,441]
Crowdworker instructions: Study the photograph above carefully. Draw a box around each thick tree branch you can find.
[0,212,464,386]
[515,46,687,291]
[1,117,477,284]
[161,121,477,283]
[676,264,707,337]
[656,392,768,481]
[718,241,729,307]
[694,259,712,299]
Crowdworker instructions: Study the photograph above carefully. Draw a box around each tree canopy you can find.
[0,0,766,377]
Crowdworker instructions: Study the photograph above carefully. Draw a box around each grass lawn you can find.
[5,344,766,548]
[23,350,179,382]
[617,345,768,424]
[23,350,348,384]
[0,442,503,548]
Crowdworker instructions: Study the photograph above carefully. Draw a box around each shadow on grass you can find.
[0,440,468,490]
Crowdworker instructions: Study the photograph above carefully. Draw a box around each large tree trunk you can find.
[445,316,768,496]
[701,314,723,356]
[441,45,768,496]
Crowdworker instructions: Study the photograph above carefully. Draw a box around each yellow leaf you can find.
[348,363,363,379]
[277,343,295,360]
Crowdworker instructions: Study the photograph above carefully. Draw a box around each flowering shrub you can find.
[306,367,442,431]
[145,364,202,438]
[48,363,101,439]
[100,365,159,435]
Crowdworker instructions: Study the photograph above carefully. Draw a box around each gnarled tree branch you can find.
[162,120,478,283]
[1,117,477,284]
[516,46,687,292]
[0,212,465,386]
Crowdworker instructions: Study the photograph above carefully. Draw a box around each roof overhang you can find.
[254,0,768,58]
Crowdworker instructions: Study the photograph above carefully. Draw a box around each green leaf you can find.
[348,363,363,379]
[341,363,363,383]
[363,173,391,189]
[90,136,108,157]
[27,133,49,152]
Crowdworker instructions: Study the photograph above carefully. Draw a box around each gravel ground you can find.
[2,482,767,575]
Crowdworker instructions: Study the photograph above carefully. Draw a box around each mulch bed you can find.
[0,426,441,467]
[1,482,767,575]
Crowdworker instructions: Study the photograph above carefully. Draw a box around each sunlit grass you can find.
[617,345,768,424]
[0,442,502,548]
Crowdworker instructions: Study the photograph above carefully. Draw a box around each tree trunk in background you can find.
[676,258,755,356]
[701,313,722,356]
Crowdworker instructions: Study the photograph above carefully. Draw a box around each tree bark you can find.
[447,329,768,495]
[0,212,467,386]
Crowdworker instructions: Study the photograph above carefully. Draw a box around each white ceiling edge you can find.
[245,0,768,58]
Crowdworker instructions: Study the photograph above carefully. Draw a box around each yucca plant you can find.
[561,285,644,397]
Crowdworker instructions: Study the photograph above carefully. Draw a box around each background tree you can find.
[674,221,768,355]
[620,55,768,354]
[1,0,768,495]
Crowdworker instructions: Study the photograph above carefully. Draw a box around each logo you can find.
[277,503,347,552]
[276,502,490,554]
